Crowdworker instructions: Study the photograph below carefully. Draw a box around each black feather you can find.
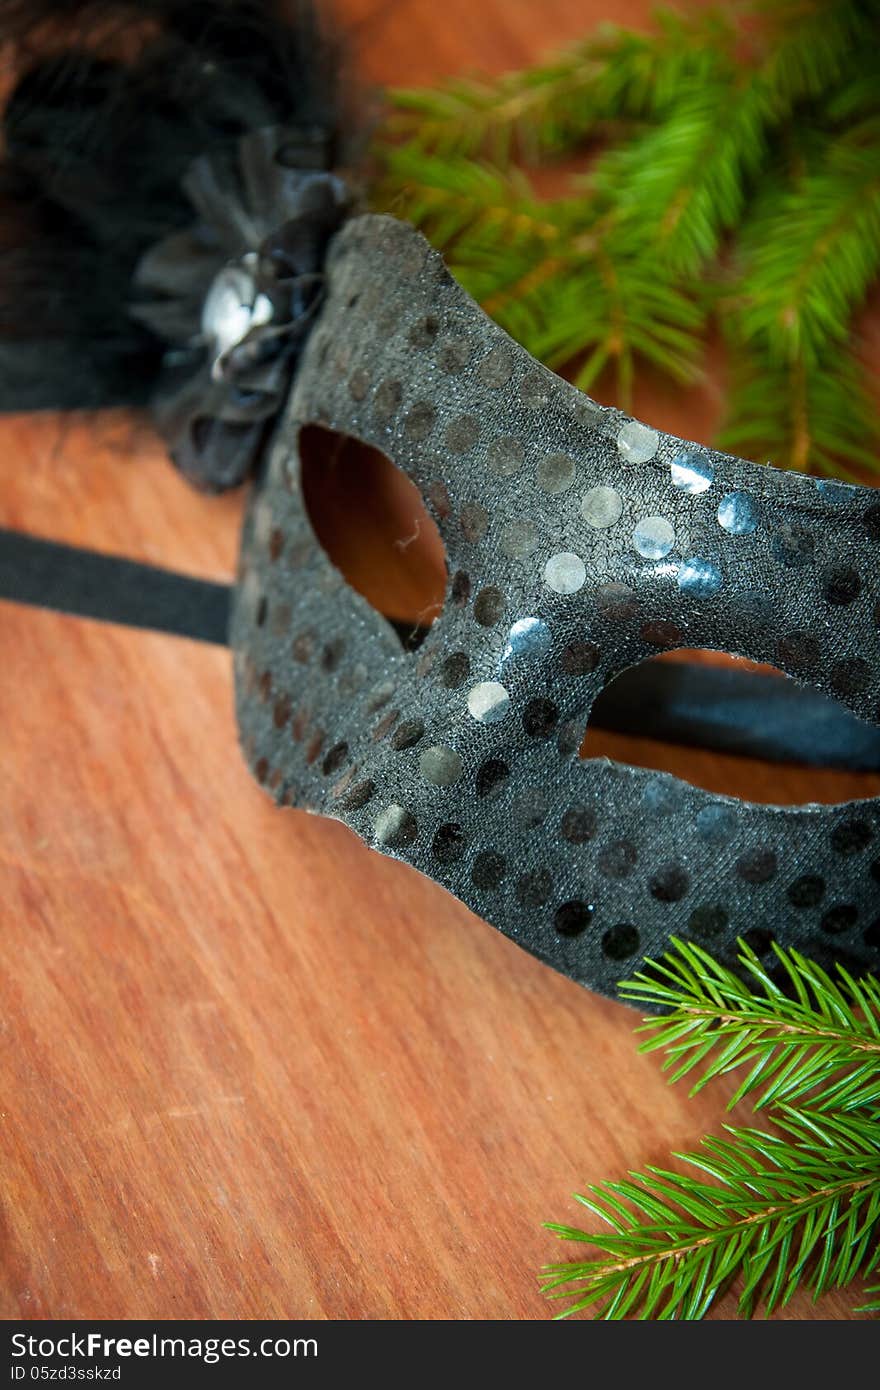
[0,1,351,410]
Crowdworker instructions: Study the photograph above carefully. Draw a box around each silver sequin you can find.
[670,450,714,494]
[486,436,524,478]
[544,552,587,595]
[373,803,415,846]
[581,485,623,529]
[420,745,463,785]
[816,478,853,505]
[502,618,552,663]
[467,681,511,724]
[537,452,575,494]
[695,803,738,844]
[678,557,723,597]
[641,776,681,814]
[717,491,760,535]
[617,420,659,464]
[499,518,539,558]
[633,516,675,560]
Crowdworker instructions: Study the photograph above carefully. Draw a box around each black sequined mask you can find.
[228,213,880,1000]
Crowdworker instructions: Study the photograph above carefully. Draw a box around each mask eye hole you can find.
[299,423,447,650]
[582,650,880,808]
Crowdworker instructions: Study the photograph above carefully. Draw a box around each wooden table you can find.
[2,1,877,1320]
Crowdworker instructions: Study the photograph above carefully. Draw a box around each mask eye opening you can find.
[582,650,880,808]
[298,423,448,652]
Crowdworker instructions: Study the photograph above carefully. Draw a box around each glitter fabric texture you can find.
[231,215,880,1000]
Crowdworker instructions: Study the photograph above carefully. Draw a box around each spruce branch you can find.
[543,942,880,1319]
[620,939,880,1115]
[372,0,880,478]
[719,121,880,470]
[543,1111,880,1320]
[586,76,771,276]
[728,123,880,366]
[385,13,736,165]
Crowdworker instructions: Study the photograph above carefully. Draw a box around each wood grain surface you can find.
[1,0,877,1321]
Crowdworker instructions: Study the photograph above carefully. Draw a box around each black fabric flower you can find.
[131,127,351,491]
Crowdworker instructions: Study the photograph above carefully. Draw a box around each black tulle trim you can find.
[0,1,349,412]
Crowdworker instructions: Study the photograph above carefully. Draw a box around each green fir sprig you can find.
[542,940,880,1319]
[372,0,880,479]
